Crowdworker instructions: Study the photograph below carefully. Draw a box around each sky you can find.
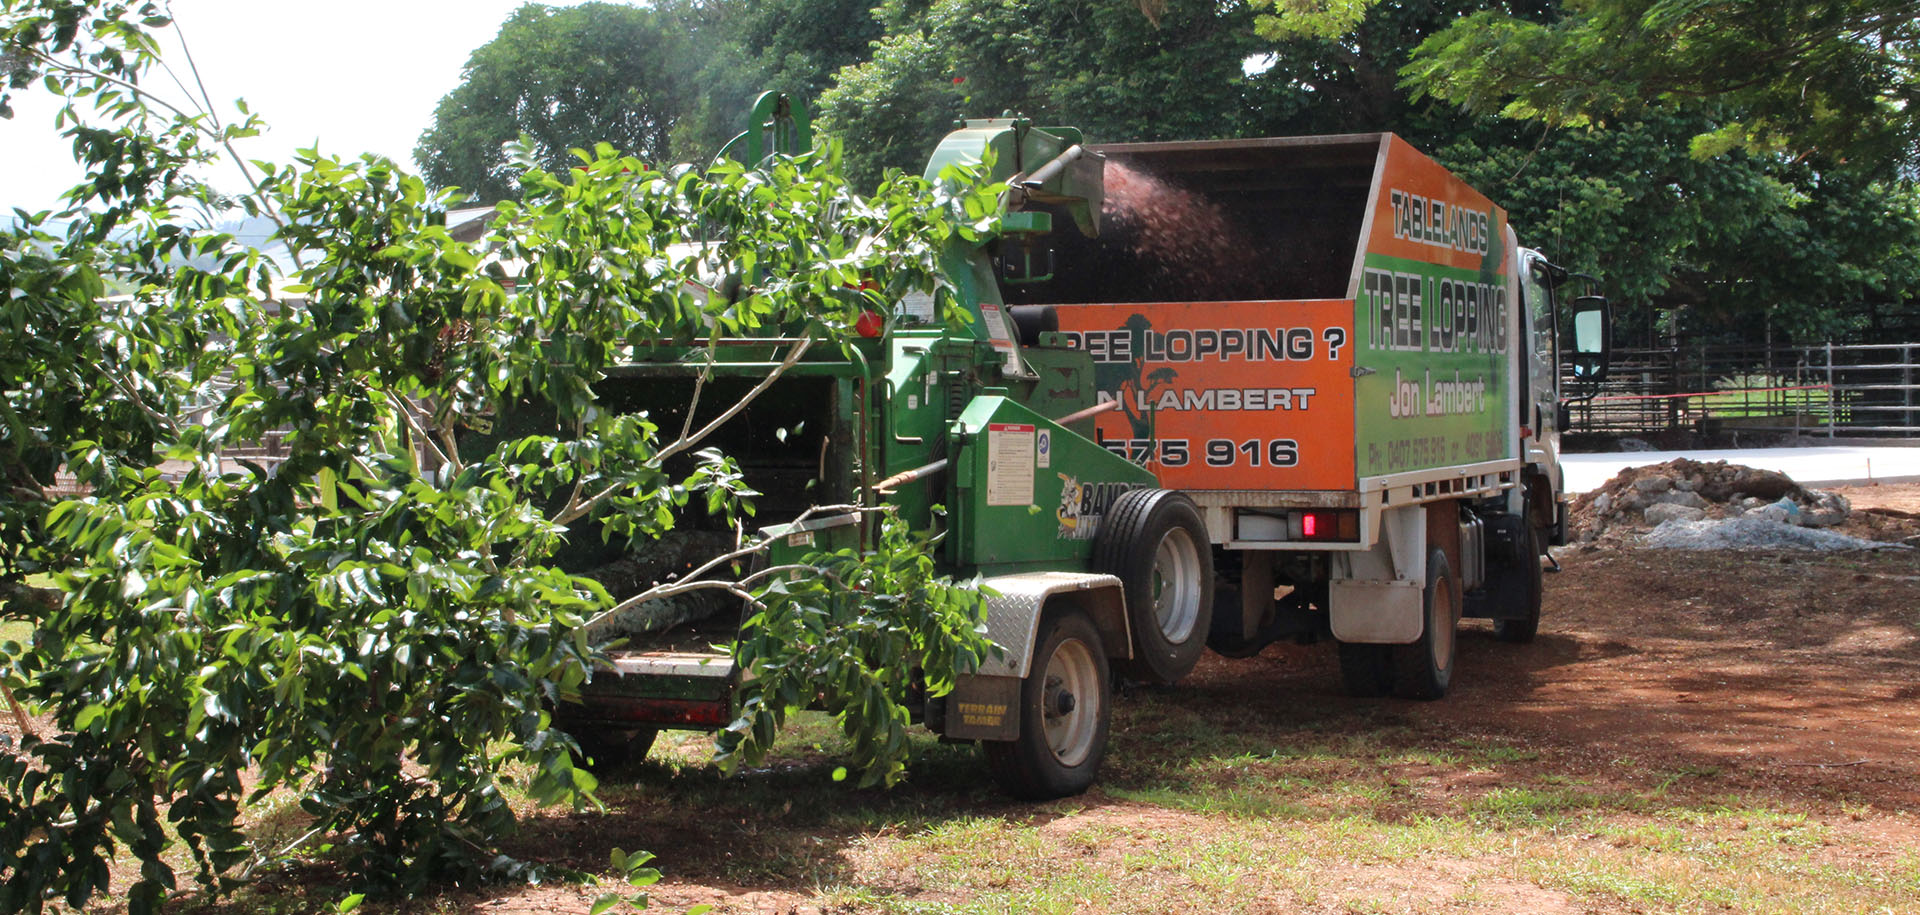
[2,0,561,213]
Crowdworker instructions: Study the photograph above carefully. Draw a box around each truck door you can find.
[1518,247,1563,499]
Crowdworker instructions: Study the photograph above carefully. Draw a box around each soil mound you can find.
[1567,458,1914,549]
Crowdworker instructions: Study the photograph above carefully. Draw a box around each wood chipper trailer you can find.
[555,104,1609,799]
[552,107,1213,801]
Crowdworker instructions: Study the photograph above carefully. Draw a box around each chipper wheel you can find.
[1093,489,1214,685]
[568,727,659,773]
[983,607,1112,800]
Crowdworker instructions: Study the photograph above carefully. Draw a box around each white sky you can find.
[2,0,564,213]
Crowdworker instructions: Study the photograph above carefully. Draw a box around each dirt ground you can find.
[14,485,1920,914]
[499,482,1920,914]
[1446,479,1920,806]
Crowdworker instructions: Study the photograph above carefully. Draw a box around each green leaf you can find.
[74,703,107,732]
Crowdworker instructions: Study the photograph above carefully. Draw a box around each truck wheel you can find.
[1337,642,1394,697]
[983,608,1111,800]
[1094,489,1213,685]
[570,726,659,772]
[1493,524,1544,644]
[1390,549,1458,700]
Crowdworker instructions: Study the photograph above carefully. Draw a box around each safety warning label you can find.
[986,422,1035,506]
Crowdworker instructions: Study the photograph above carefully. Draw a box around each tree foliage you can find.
[1435,114,1920,341]
[416,0,897,191]
[820,0,1266,186]
[1412,0,1920,170]
[1243,0,1920,337]
[1265,0,1920,171]
[415,2,694,202]
[661,0,891,163]
[2,2,996,911]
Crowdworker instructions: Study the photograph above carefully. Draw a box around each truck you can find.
[555,98,1611,799]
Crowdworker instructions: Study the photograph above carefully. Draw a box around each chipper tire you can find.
[1094,489,1213,685]
[983,608,1111,800]
[569,727,659,773]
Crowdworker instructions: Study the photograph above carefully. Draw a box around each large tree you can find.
[3,2,996,910]
[415,2,696,201]
[818,0,1920,341]
[656,0,893,164]
[1435,115,1920,343]
[819,0,1267,186]
[1262,0,1920,171]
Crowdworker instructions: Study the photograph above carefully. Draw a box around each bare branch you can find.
[92,357,179,436]
[20,47,304,268]
[579,502,876,632]
[679,350,714,443]
[3,680,36,741]
[655,337,812,465]
[554,338,814,527]
[395,394,451,470]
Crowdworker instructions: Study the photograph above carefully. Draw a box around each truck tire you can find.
[1337,641,1393,697]
[983,608,1111,800]
[1493,523,1544,644]
[1390,549,1459,700]
[570,726,659,772]
[1093,489,1213,685]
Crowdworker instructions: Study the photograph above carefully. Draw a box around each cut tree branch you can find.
[553,337,813,527]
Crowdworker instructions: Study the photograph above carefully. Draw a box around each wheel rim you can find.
[1430,578,1457,669]
[1041,635,1102,767]
[1150,526,1204,643]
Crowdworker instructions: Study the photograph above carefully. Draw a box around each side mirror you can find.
[1568,293,1610,393]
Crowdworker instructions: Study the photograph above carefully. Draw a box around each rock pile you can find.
[1569,458,1870,549]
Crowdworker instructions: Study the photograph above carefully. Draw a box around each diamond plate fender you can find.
[976,571,1130,678]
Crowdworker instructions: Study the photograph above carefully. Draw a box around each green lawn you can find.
[1698,387,1832,420]
[38,549,1920,915]
[1,574,47,647]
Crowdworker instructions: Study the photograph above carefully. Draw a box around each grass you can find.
[539,681,1920,915]
[46,690,1920,915]
[1699,373,1834,422]
[36,583,1920,915]
[730,693,1910,915]
[0,574,48,648]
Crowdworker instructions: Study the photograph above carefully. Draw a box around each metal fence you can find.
[1565,342,1920,437]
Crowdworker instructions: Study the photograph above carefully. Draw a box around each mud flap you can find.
[1329,579,1423,643]
[1329,505,1425,644]
[940,674,1022,741]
